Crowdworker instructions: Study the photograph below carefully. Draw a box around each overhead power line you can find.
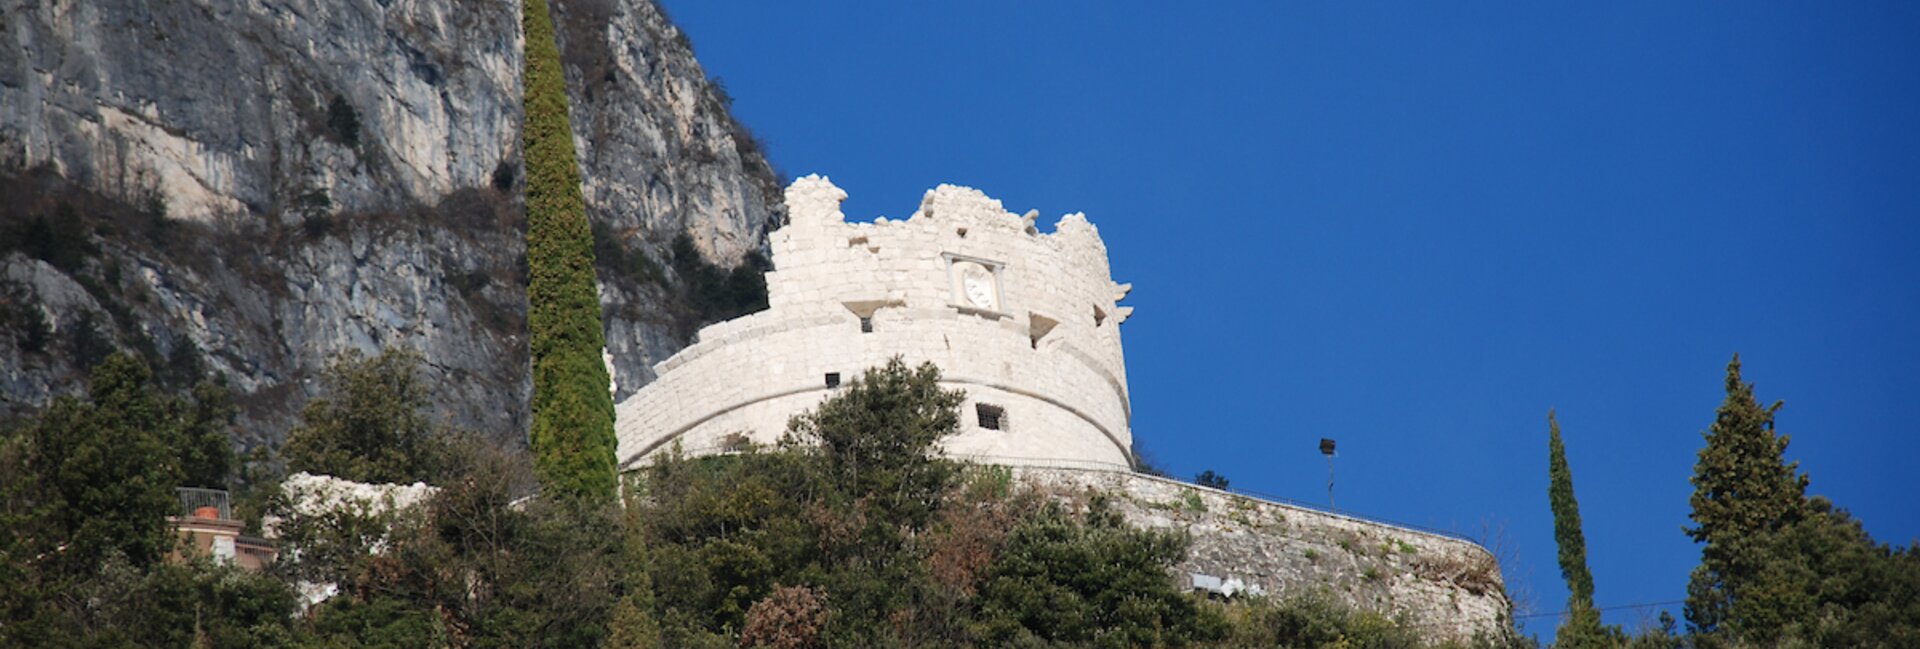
[1512,599,1689,620]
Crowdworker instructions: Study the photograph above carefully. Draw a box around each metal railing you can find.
[1132,471,1485,547]
[175,487,232,520]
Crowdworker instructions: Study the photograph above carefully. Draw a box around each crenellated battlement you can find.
[614,175,1137,470]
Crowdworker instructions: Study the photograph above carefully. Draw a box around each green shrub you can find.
[591,220,665,287]
[67,312,114,369]
[1195,469,1230,490]
[1220,594,1426,648]
[0,280,50,353]
[785,357,964,528]
[326,95,360,146]
[283,348,448,484]
[974,498,1222,647]
[491,158,517,192]
[8,203,96,271]
[669,232,769,325]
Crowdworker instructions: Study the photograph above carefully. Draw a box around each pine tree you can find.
[284,348,446,484]
[523,0,617,501]
[1548,410,1617,649]
[0,353,263,649]
[1683,354,1810,643]
[15,354,183,571]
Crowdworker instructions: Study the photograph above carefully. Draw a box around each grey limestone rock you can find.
[0,0,783,447]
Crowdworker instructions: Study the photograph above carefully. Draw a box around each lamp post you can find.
[1319,438,1337,511]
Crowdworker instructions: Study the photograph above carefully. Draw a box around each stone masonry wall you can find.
[1021,467,1512,644]
[614,176,1137,469]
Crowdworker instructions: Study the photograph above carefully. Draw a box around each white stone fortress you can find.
[611,177,1513,639]
[614,175,1137,470]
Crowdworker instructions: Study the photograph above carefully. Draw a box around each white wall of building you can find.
[614,176,1137,471]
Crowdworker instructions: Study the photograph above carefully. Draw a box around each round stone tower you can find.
[613,175,1137,471]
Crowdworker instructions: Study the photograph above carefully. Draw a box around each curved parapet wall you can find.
[614,175,1137,470]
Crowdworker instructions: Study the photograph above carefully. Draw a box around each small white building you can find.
[614,175,1137,471]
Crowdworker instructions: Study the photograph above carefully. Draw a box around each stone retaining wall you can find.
[1020,467,1512,643]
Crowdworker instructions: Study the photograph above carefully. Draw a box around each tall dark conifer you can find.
[1683,354,1809,641]
[523,0,616,501]
[1548,410,1614,648]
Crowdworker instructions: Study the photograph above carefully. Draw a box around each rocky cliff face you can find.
[0,0,783,446]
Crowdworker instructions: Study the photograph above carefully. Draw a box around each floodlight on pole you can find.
[1319,438,1337,511]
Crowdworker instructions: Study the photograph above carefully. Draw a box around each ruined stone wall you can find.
[614,176,1137,469]
[1021,467,1512,644]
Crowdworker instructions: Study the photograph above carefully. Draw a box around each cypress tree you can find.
[1547,410,1616,648]
[523,0,617,502]
[1683,354,1809,642]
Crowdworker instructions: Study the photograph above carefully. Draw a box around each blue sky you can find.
[661,1,1920,637]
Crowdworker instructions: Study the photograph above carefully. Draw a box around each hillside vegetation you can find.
[7,348,1918,646]
[2,353,1537,648]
